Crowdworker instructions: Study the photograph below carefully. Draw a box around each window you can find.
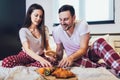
[53,0,115,25]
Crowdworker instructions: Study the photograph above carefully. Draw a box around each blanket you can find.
[0,61,120,80]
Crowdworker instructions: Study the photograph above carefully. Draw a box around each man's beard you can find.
[62,24,72,31]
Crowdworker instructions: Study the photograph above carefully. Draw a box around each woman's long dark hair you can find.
[23,3,47,49]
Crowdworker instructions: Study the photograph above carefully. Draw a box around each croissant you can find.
[52,68,75,78]
[36,67,55,76]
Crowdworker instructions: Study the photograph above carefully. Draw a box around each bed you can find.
[0,61,119,80]
[0,35,120,80]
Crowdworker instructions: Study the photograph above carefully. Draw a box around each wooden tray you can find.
[44,75,78,80]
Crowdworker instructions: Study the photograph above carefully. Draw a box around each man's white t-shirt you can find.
[19,27,49,55]
[52,20,90,56]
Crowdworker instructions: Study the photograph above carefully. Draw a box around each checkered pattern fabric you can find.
[2,38,120,76]
[2,51,46,68]
[75,38,120,76]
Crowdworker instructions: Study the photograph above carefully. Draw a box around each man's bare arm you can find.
[69,33,90,61]
[56,43,64,61]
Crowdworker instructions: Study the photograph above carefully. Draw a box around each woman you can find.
[2,4,53,68]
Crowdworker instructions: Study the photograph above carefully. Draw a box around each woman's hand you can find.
[58,56,73,68]
[39,58,52,67]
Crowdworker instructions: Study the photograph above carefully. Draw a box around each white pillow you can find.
[89,34,109,46]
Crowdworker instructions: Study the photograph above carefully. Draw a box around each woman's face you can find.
[31,9,43,26]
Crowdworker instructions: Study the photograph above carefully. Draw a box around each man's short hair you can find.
[58,5,75,17]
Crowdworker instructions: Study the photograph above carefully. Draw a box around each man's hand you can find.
[58,56,73,67]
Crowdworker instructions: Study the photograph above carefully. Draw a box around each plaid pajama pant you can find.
[75,38,120,76]
[2,38,120,76]
[2,51,55,68]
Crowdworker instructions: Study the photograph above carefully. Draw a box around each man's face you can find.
[59,11,75,31]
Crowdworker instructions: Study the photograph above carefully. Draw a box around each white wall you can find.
[26,0,120,34]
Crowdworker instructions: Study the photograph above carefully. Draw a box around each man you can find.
[52,4,120,77]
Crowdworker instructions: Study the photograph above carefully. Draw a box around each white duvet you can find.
[0,66,45,80]
[0,61,120,80]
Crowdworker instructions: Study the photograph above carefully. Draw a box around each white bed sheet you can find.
[0,61,120,80]
[71,67,120,80]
